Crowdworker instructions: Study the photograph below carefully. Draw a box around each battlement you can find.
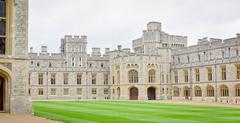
[172,34,239,55]
[197,37,222,44]
[29,52,64,59]
[62,35,87,42]
[147,21,161,31]
[133,21,188,54]
[91,48,101,57]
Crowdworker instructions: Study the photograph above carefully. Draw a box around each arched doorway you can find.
[0,68,11,113]
[183,86,190,99]
[0,76,4,111]
[147,87,156,100]
[117,87,120,99]
[173,87,180,97]
[129,87,138,100]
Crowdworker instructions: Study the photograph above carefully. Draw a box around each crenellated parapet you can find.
[172,33,240,56]
[62,35,87,42]
[171,33,240,66]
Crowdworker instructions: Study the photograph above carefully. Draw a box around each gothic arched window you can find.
[128,70,138,83]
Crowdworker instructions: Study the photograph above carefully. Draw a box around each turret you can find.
[147,21,161,31]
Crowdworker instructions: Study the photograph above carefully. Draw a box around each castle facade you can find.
[29,22,240,103]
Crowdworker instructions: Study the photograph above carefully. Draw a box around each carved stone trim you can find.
[0,63,12,71]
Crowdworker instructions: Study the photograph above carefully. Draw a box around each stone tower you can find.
[132,22,187,55]
[0,0,31,114]
[60,35,88,68]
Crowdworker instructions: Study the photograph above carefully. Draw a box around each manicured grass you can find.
[33,101,240,123]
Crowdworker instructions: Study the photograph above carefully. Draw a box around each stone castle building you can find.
[0,0,239,116]
[28,21,240,103]
[172,35,240,103]
[0,0,31,114]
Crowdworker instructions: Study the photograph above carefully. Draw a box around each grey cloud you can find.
[29,0,240,53]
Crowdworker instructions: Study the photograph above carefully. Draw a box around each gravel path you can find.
[0,113,62,123]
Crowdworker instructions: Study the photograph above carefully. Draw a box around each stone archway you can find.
[129,87,138,100]
[0,67,12,113]
[117,87,120,99]
[183,86,190,100]
[0,76,4,111]
[147,87,156,100]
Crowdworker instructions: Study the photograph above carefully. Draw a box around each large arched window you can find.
[206,85,214,97]
[194,86,202,97]
[220,85,229,97]
[148,69,155,83]
[128,70,138,83]
[173,87,180,97]
[235,84,240,97]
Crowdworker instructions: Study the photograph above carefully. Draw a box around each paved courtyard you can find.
[0,113,62,123]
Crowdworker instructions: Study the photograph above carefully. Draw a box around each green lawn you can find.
[33,101,240,123]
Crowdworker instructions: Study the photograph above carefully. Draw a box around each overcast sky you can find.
[29,0,240,53]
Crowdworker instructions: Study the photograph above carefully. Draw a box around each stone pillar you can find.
[10,0,32,115]
[120,86,129,100]
[139,86,147,100]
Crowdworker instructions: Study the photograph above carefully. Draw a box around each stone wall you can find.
[11,0,31,114]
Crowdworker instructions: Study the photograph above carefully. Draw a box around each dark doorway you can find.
[0,76,4,111]
[129,87,138,100]
[117,87,120,99]
[184,87,190,100]
[147,87,156,100]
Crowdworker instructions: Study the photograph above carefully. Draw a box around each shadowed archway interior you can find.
[0,76,4,111]
[147,87,156,100]
[184,86,190,100]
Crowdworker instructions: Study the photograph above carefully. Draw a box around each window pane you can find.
[0,1,6,17]
[0,38,5,54]
[0,19,6,35]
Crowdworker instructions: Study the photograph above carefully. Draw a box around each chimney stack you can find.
[105,48,110,53]
[117,45,122,50]
[41,46,47,53]
[237,33,240,39]
[30,47,33,53]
